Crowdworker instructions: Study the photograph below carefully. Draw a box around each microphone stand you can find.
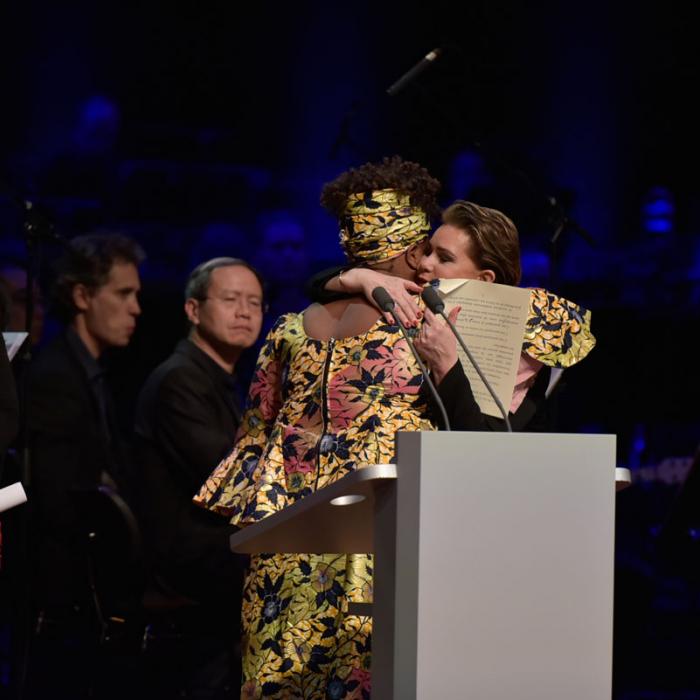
[327,41,598,289]
[372,287,451,431]
[328,46,445,162]
[383,48,598,285]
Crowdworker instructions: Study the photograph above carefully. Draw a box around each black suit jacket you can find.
[134,339,244,603]
[27,330,124,610]
[428,359,555,432]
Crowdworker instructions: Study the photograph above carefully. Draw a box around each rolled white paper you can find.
[0,482,28,513]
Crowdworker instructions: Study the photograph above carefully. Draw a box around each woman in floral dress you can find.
[195,156,442,699]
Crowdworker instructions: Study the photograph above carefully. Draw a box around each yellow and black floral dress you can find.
[195,312,435,700]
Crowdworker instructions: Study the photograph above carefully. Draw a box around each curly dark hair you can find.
[320,155,441,221]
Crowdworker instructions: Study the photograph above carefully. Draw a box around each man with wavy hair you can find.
[26,233,143,683]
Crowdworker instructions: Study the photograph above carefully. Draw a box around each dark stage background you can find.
[2,1,700,697]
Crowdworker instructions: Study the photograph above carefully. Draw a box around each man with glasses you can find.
[134,257,266,695]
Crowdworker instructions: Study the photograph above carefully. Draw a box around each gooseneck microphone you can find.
[421,286,513,432]
[372,287,451,431]
[386,48,442,97]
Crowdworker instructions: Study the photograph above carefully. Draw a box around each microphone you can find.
[372,287,451,431]
[421,286,513,432]
[387,48,442,97]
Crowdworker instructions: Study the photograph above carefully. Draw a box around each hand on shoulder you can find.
[339,268,423,326]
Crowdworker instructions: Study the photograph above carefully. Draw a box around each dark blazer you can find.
[134,339,244,603]
[27,330,123,611]
[428,359,555,432]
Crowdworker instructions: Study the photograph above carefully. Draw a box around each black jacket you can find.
[134,339,244,602]
[428,359,554,432]
[27,329,127,610]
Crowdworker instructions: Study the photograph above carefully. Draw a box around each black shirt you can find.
[65,328,119,448]
[133,338,245,602]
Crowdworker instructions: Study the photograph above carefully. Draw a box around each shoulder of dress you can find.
[269,312,305,337]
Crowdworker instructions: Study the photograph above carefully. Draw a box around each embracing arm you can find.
[425,358,551,432]
[434,361,489,430]
[306,265,423,326]
[305,266,349,304]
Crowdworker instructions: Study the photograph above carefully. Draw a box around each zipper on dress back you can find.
[315,337,335,490]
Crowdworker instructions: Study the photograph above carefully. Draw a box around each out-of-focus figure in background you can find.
[253,209,311,324]
[38,94,122,203]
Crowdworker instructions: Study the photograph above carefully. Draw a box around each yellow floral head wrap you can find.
[339,189,430,263]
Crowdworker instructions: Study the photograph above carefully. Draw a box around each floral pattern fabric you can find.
[339,189,429,263]
[195,312,434,699]
[522,288,595,368]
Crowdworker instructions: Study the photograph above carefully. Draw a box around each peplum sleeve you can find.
[522,288,596,369]
[193,314,292,525]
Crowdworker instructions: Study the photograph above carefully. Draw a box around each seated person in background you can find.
[134,257,266,693]
[311,200,596,431]
[27,232,143,623]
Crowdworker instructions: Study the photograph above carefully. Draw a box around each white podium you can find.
[230,431,618,700]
